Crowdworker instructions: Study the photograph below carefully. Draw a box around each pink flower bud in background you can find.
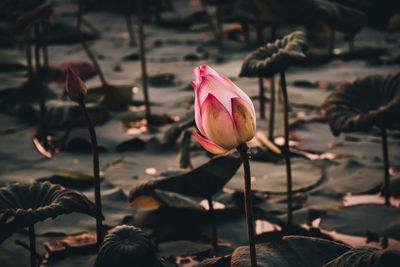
[66,67,87,102]
[192,65,256,154]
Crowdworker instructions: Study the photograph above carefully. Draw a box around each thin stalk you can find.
[236,143,257,267]
[201,0,221,46]
[381,127,390,206]
[348,36,354,54]
[268,76,275,141]
[82,18,101,37]
[256,14,265,119]
[28,224,36,267]
[78,100,103,248]
[125,13,136,46]
[34,23,46,122]
[280,71,292,224]
[207,197,218,256]
[137,0,151,121]
[328,29,335,55]
[76,0,108,88]
[24,32,33,80]
[268,26,276,141]
[42,23,49,67]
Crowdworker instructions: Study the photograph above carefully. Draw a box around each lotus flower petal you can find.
[231,97,256,142]
[192,129,229,154]
[201,94,239,149]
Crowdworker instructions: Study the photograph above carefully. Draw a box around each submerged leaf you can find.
[321,72,400,136]
[239,31,308,78]
[129,155,241,201]
[95,225,164,267]
[0,181,98,243]
[323,246,400,267]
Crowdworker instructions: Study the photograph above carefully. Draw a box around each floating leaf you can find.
[94,225,164,267]
[239,31,308,78]
[323,246,400,267]
[319,204,400,240]
[226,159,322,193]
[321,72,400,136]
[0,181,98,243]
[230,236,350,266]
[129,155,241,201]
[147,73,181,87]
[86,84,133,107]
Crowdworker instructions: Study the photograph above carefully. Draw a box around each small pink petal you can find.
[220,75,256,117]
[231,97,256,143]
[192,129,229,154]
[202,94,239,150]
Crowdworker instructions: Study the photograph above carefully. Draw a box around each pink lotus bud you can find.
[66,67,87,102]
[192,65,256,154]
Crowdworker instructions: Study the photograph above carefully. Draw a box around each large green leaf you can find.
[0,181,98,243]
[129,155,242,200]
[323,246,400,267]
[321,72,400,136]
[226,159,322,193]
[239,31,308,78]
[319,204,400,240]
[230,236,350,267]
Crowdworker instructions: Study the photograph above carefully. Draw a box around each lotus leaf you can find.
[0,181,98,243]
[321,72,400,136]
[239,31,307,78]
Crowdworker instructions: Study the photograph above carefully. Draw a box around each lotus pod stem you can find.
[207,197,218,256]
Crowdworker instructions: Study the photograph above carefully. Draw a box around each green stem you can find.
[236,143,257,267]
[137,0,151,121]
[280,71,293,224]
[42,23,49,68]
[34,24,46,123]
[381,127,390,206]
[79,100,103,248]
[207,197,218,256]
[29,224,36,267]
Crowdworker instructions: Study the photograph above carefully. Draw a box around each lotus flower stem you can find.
[125,13,136,46]
[381,127,391,206]
[78,99,104,247]
[76,0,108,89]
[280,71,293,224]
[28,224,36,267]
[236,143,257,267]
[24,32,33,80]
[207,197,218,256]
[137,0,151,121]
